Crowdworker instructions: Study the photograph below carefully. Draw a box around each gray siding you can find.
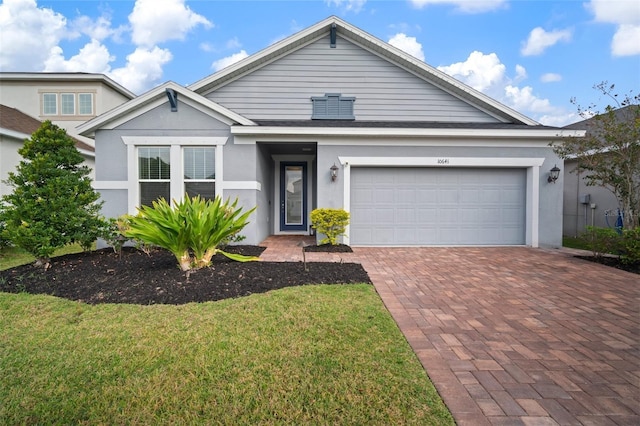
[207,36,499,123]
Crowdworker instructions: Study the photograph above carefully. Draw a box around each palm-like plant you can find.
[124,196,257,271]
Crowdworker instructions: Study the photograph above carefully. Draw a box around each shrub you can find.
[620,227,640,264]
[310,208,350,245]
[0,121,107,266]
[124,196,257,271]
[579,226,621,258]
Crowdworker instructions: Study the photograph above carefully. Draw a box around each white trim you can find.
[231,126,582,140]
[122,136,228,146]
[338,156,545,168]
[223,181,262,191]
[338,156,544,248]
[92,181,128,190]
[122,136,226,214]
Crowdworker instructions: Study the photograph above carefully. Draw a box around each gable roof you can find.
[77,81,256,137]
[189,16,538,126]
[0,72,136,100]
[0,104,94,155]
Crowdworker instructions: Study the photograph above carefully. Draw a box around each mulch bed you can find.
[304,244,353,253]
[0,246,371,306]
[575,255,640,274]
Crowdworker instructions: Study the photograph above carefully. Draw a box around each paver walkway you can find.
[260,236,640,425]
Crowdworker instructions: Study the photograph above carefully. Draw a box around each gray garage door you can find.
[350,167,526,245]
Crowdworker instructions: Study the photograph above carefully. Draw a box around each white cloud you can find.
[388,33,425,61]
[409,0,508,14]
[611,24,640,56]
[587,0,640,56]
[211,50,249,72]
[44,39,114,73]
[129,0,212,47]
[514,64,527,82]
[0,0,68,70]
[110,47,173,94]
[504,85,558,114]
[538,112,579,127]
[521,27,572,56]
[72,15,127,41]
[541,73,562,83]
[325,0,367,13]
[437,51,506,92]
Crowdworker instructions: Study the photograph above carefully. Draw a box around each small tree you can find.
[310,208,350,245]
[0,121,107,266]
[552,82,640,229]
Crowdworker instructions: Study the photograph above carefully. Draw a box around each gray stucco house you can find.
[78,16,581,248]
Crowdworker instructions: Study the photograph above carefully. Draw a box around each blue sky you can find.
[1,0,639,126]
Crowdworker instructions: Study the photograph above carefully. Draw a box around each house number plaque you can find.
[437,158,450,164]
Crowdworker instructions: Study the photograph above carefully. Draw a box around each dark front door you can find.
[280,162,307,231]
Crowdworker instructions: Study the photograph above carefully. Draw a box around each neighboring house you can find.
[561,106,637,236]
[78,16,581,248]
[0,105,95,197]
[0,72,135,149]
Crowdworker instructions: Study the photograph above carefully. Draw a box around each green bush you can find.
[579,226,621,258]
[620,227,640,264]
[310,208,350,245]
[0,121,107,266]
[124,196,257,271]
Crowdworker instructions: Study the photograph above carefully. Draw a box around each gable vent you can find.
[311,93,355,120]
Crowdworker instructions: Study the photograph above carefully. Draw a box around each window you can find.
[311,93,355,120]
[61,93,75,115]
[40,92,94,116]
[138,147,171,207]
[78,93,93,115]
[43,93,57,115]
[184,147,216,200]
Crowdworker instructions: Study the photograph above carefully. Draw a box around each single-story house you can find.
[0,105,94,197]
[78,16,582,247]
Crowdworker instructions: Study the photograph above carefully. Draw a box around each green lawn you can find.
[0,285,454,425]
[0,243,90,270]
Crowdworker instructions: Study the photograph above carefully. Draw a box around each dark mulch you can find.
[0,246,371,306]
[576,255,640,275]
[304,244,353,253]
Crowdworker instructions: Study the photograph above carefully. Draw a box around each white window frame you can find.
[122,136,227,215]
[42,93,58,115]
[60,93,75,115]
[183,146,217,201]
[138,146,171,207]
[78,93,94,115]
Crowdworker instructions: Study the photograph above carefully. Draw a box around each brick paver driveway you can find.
[353,247,639,426]
[261,238,639,425]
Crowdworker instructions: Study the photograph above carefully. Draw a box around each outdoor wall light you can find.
[330,163,339,182]
[547,165,560,184]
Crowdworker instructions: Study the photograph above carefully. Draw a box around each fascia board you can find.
[0,72,135,99]
[231,125,585,140]
[0,128,30,140]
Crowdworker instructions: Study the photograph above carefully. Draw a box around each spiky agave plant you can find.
[184,196,257,269]
[124,196,257,271]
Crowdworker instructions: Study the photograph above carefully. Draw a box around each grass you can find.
[0,285,454,425]
[0,243,91,270]
[562,235,592,251]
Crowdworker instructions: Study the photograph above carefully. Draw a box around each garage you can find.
[350,167,526,245]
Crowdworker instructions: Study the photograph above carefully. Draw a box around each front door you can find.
[280,162,307,231]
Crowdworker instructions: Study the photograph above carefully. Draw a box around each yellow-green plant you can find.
[124,196,257,271]
[310,208,350,245]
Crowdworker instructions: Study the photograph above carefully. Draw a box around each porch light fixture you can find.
[330,163,339,182]
[547,165,560,184]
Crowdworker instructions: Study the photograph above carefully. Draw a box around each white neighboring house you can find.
[0,72,135,197]
[0,105,95,197]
